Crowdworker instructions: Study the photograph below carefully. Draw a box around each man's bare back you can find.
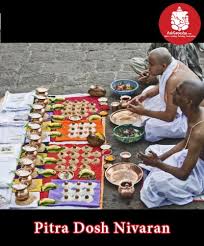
[166,61,200,99]
[186,107,204,160]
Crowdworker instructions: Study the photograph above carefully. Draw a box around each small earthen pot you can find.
[28,123,42,136]
[29,113,43,124]
[28,134,42,148]
[15,169,32,186]
[20,158,35,173]
[120,95,131,109]
[22,145,37,160]
[12,183,29,201]
[36,87,48,96]
[118,179,135,198]
[111,101,120,112]
[32,104,45,116]
[34,95,48,106]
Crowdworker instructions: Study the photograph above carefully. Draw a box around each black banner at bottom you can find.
[0,209,202,242]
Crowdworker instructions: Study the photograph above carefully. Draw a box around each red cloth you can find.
[47,144,103,180]
[53,96,102,119]
[40,144,103,200]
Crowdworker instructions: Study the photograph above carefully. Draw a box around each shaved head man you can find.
[128,47,200,142]
[138,79,204,208]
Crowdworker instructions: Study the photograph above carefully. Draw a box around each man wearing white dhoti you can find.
[138,80,204,208]
[128,47,200,142]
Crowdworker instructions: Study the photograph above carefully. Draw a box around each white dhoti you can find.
[142,88,188,142]
[140,58,188,142]
[139,145,204,208]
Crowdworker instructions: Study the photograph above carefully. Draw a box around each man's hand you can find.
[138,70,158,84]
[128,94,147,106]
[138,151,162,167]
[127,102,146,115]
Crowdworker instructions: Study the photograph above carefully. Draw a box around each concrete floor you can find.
[0,43,204,209]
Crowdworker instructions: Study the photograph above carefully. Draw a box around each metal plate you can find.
[109,109,143,126]
[105,162,143,186]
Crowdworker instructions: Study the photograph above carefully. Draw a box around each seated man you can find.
[127,47,199,142]
[130,43,203,83]
[138,80,204,208]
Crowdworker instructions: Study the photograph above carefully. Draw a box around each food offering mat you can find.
[50,119,104,142]
[11,94,106,209]
[53,96,101,119]
[39,143,105,208]
[44,144,103,181]
[48,180,101,207]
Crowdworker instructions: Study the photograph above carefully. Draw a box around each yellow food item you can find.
[105,155,115,161]
[99,111,108,116]
[95,132,105,140]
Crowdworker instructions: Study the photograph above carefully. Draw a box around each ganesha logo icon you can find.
[171,6,189,31]
[159,3,201,45]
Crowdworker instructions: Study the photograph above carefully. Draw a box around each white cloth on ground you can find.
[0,144,22,188]
[141,58,188,142]
[1,91,35,112]
[0,122,26,144]
[0,188,12,209]
[140,144,204,208]
[0,110,30,122]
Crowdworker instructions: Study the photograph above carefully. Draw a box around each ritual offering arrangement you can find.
[2,90,107,209]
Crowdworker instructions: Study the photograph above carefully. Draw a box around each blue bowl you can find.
[111,79,139,96]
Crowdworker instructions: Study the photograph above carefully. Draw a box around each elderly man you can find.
[130,43,203,83]
[138,80,204,208]
[127,47,199,142]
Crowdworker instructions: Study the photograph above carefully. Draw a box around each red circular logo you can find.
[159,3,201,45]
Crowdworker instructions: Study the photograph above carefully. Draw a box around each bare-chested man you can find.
[138,79,204,208]
[127,47,200,142]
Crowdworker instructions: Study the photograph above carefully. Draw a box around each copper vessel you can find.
[15,169,32,186]
[22,145,37,160]
[118,180,135,198]
[32,104,45,116]
[20,158,35,173]
[120,95,131,109]
[28,123,42,136]
[29,113,43,124]
[34,95,48,106]
[12,184,29,201]
[28,134,42,148]
[36,87,48,96]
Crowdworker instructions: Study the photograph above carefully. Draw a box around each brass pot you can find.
[88,85,106,97]
[22,145,37,160]
[118,180,135,198]
[87,133,105,147]
[12,184,29,201]
[15,169,32,186]
[20,158,35,173]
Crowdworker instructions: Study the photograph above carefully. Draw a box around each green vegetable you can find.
[48,122,62,128]
[52,115,65,121]
[52,104,65,110]
[41,182,57,192]
[46,145,65,152]
[39,198,56,206]
[37,168,56,177]
[51,97,64,103]
[78,168,95,179]
[49,131,62,137]
[43,157,57,164]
